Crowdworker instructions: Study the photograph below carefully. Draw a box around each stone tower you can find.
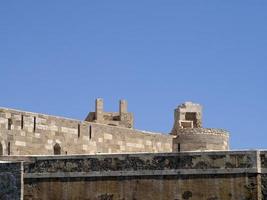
[171,102,229,152]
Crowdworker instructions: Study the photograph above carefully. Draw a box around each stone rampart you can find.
[0,107,173,155]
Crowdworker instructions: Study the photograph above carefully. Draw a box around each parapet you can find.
[85,98,134,128]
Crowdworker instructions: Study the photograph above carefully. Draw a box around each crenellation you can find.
[119,99,127,114]
[95,98,104,121]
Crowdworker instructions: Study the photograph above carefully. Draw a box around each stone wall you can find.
[173,128,229,152]
[24,175,259,200]
[0,161,22,200]
[22,151,261,200]
[0,107,173,155]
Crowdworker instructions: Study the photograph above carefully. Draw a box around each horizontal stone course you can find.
[22,151,258,176]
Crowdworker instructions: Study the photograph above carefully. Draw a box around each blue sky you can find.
[0,1,267,149]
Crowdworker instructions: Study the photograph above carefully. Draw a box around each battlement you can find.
[85,99,134,128]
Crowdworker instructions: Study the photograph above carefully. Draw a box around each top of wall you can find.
[0,106,167,136]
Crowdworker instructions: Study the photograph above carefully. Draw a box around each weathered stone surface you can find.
[19,151,262,200]
[0,162,22,200]
[22,151,257,175]
[0,150,266,199]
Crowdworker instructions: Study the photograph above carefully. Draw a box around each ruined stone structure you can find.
[0,99,265,200]
[171,102,229,152]
[85,99,134,129]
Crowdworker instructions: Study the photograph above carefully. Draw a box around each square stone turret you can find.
[172,102,202,133]
[171,102,229,152]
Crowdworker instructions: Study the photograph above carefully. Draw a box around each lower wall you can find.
[2,151,266,200]
[24,175,258,200]
[21,151,262,200]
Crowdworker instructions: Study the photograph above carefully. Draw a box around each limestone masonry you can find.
[0,99,265,200]
[0,99,228,156]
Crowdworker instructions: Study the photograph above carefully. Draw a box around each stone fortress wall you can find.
[0,99,229,157]
[3,99,265,199]
[0,99,172,156]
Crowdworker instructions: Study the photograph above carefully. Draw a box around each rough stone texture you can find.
[0,107,172,156]
[0,162,22,200]
[22,151,257,175]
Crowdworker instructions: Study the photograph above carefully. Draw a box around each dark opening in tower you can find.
[185,112,197,128]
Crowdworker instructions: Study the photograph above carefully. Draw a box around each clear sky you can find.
[1,1,267,149]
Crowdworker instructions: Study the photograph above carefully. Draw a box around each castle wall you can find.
[21,151,261,200]
[0,108,172,155]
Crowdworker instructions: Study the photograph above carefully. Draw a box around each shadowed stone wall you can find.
[20,151,262,200]
[0,162,22,200]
